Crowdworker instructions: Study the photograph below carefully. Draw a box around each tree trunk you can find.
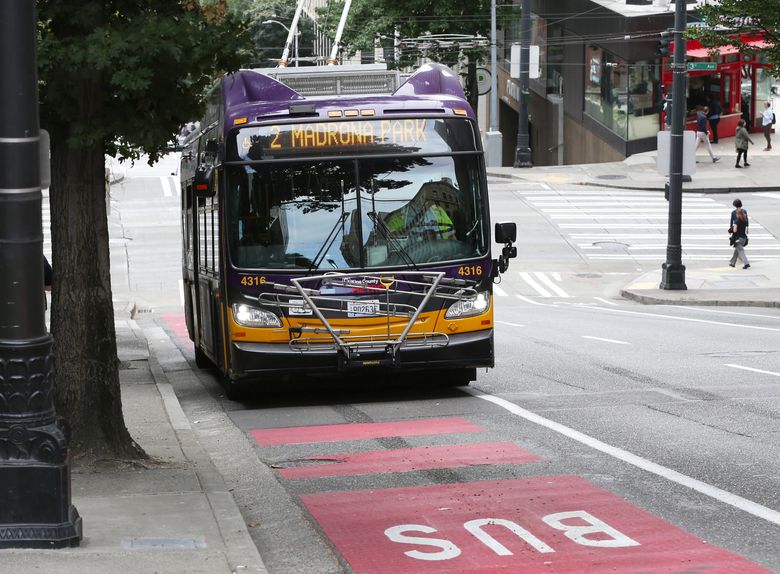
[49,77,143,460]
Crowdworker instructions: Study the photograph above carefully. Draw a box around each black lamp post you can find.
[660,0,687,290]
[513,0,532,168]
[0,0,82,547]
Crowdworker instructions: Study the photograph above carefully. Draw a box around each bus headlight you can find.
[232,304,281,328]
[445,292,490,319]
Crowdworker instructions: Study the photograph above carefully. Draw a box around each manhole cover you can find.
[596,174,627,180]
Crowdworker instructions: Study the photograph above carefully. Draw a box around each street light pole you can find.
[0,0,81,548]
[513,0,532,167]
[484,0,503,167]
[660,0,687,290]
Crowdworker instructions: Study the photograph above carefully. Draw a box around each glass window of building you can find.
[585,47,661,141]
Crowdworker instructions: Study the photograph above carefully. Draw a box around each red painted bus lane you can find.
[251,417,483,446]
[301,475,772,573]
[277,442,541,479]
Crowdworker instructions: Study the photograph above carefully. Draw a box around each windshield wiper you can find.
[307,211,350,274]
[368,211,419,270]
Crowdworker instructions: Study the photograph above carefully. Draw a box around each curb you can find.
[141,327,268,574]
[620,289,780,308]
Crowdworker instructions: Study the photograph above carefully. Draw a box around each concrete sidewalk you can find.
[0,319,267,574]
[488,135,780,308]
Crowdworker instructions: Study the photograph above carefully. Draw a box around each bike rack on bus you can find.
[257,271,479,368]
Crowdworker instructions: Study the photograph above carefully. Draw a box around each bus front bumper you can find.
[229,329,494,379]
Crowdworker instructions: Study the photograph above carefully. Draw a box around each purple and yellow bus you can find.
[180,63,516,397]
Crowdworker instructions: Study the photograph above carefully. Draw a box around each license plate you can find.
[347,299,380,318]
[288,299,312,316]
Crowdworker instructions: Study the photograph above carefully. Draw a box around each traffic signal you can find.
[657,31,672,58]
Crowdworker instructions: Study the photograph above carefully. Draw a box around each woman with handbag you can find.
[729,199,750,269]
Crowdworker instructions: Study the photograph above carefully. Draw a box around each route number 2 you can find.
[384,510,639,561]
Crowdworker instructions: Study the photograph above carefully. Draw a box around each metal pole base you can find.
[0,338,82,548]
[0,464,82,548]
[660,262,687,290]
[513,146,532,168]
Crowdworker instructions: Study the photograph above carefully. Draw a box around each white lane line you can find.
[670,306,780,319]
[170,176,180,197]
[519,272,552,297]
[755,192,780,200]
[724,364,780,378]
[160,176,173,197]
[585,305,780,333]
[551,272,562,281]
[534,272,570,298]
[515,294,551,306]
[560,224,766,229]
[465,388,780,527]
[493,284,508,297]
[582,335,630,345]
[593,297,619,306]
[496,320,525,328]
[178,279,185,307]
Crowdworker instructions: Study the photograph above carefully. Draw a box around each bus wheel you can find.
[221,375,246,401]
[441,368,475,387]
[194,345,212,369]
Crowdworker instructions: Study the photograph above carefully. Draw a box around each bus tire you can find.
[441,368,475,387]
[221,375,245,401]
[194,345,212,369]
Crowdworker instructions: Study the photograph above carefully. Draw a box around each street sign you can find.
[656,130,697,177]
[510,44,541,80]
[476,67,491,96]
[687,62,717,71]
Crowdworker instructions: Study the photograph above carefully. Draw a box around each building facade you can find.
[495,0,774,166]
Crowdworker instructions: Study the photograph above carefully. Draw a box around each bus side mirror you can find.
[494,222,517,276]
[495,222,516,244]
[193,164,216,198]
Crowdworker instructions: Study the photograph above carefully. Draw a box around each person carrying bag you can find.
[729,199,750,269]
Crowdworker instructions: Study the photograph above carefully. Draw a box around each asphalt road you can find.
[105,161,780,573]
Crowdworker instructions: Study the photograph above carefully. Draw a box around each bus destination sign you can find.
[230,118,474,160]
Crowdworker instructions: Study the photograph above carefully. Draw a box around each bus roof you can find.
[222,63,475,129]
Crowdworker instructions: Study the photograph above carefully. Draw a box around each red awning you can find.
[686,39,773,59]
[686,45,738,59]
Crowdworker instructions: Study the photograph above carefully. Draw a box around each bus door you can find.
[192,136,222,364]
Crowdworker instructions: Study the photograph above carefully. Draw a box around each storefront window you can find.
[627,62,660,140]
[584,47,661,141]
[532,16,564,95]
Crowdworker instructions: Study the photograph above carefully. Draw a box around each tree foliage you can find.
[37,0,251,459]
[689,0,780,70]
[228,0,317,66]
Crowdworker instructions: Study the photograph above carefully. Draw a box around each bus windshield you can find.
[225,154,487,270]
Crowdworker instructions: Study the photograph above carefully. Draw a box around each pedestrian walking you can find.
[734,119,754,168]
[729,198,750,269]
[761,101,774,151]
[695,106,720,162]
[707,96,722,143]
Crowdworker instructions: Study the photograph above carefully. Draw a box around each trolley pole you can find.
[660,0,687,290]
[513,0,532,168]
[0,0,82,547]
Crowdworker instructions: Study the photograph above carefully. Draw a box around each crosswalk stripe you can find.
[534,271,570,298]
[160,176,173,197]
[524,189,780,263]
[519,271,552,297]
[493,284,508,297]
